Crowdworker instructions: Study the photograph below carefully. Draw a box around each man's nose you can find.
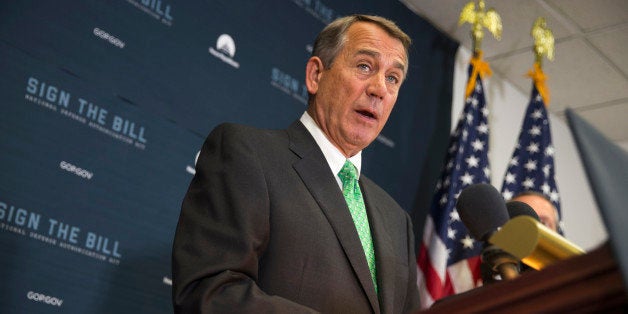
[367,73,386,100]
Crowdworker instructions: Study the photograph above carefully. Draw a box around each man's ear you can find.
[305,57,324,94]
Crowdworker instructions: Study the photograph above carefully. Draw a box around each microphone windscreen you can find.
[506,201,540,221]
[456,183,509,241]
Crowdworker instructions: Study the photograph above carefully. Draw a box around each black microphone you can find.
[457,183,509,241]
[507,200,540,221]
[505,201,540,274]
[457,183,519,281]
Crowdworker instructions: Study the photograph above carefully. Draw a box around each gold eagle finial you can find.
[531,17,555,66]
[459,0,502,54]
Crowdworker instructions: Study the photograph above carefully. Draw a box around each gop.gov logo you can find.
[26,291,63,307]
[209,34,240,69]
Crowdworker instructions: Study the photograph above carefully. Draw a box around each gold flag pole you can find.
[529,17,555,105]
[458,0,502,97]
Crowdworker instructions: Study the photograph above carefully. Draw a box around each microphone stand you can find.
[482,244,520,280]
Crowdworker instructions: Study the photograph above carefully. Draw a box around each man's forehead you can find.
[344,23,408,70]
[516,195,553,208]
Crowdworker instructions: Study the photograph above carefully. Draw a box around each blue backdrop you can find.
[0,1,457,312]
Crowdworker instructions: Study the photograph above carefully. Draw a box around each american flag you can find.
[417,61,491,308]
[500,75,562,230]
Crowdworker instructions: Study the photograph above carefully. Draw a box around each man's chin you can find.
[347,133,378,151]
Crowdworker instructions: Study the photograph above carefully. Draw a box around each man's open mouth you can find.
[357,109,376,119]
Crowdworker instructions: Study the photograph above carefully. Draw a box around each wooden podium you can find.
[422,242,627,313]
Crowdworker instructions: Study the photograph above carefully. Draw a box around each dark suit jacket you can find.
[172,120,420,313]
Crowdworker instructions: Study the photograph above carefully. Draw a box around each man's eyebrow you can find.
[355,49,379,59]
[354,49,406,73]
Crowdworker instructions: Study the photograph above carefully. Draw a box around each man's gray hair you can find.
[311,14,412,76]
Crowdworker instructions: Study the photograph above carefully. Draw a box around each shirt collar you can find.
[300,112,362,187]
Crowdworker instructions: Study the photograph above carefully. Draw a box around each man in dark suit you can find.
[172,14,420,313]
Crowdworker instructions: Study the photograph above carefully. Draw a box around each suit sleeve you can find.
[171,124,318,313]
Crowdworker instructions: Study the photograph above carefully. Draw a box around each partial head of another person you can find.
[511,191,559,232]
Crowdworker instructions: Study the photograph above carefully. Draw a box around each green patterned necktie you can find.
[338,160,378,293]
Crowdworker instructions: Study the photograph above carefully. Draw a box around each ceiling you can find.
[401,0,628,151]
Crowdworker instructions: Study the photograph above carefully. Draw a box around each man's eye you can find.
[386,75,399,84]
[358,64,371,72]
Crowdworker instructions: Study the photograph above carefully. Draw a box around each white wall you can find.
[451,47,608,251]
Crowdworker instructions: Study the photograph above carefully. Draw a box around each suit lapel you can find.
[361,179,395,314]
[287,121,381,313]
